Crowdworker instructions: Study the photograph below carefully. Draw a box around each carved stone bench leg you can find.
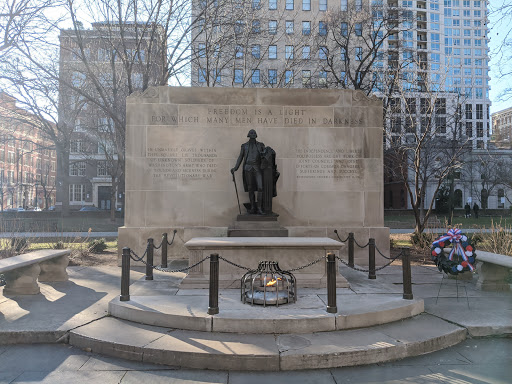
[476,261,511,291]
[3,263,41,295]
[39,255,69,282]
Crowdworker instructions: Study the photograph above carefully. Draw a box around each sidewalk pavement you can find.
[1,262,511,383]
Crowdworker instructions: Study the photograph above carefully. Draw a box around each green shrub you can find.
[411,232,436,250]
[88,238,107,253]
[53,241,65,250]
[11,237,29,253]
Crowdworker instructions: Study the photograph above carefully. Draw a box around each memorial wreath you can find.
[430,228,476,275]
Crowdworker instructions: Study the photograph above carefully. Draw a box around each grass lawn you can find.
[385,214,511,229]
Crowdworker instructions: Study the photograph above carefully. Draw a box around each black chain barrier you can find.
[152,241,162,250]
[374,244,395,259]
[129,247,148,262]
[131,247,211,273]
[217,255,252,271]
[336,249,404,273]
[288,255,326,271]
[167,230,177,246]
[333,230,349,243]
[354,239,370,248]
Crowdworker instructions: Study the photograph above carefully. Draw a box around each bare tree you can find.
[384,60,472,234]
[314,3,413,93]
[192,0,312,88]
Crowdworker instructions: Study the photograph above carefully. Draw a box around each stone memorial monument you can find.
[119,87,389,276]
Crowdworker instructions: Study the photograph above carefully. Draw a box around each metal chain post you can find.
[402,247,413,300]
[348,232,355,268]
[208,253,220,315]
[326,252,337,313]
[161,233,168,268]
[368,238,376,280]
[146,238,154,281]
[120,247,131,301]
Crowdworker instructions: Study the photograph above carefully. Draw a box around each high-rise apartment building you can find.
[0,93,57,211]
[192,0,492,209]
[192,0,491,147]
[57,22,164,211]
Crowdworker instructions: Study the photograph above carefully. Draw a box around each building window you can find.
[465,104,472,119]
[319,0,327,11]
[355,0,362,11]
[286,20,294,34]
[197,43,206,58]
[198,69,206,83]
[319,46,328,60]
[286,0,294,10]
[70,161,86,177]
[466,122,473,137]
[285,70,294,84]
[235,45,244,59]
[98,117,114,132]
[285,45,294,59]
[302,46,310,59]
[268,20,277,34]
[319,71,327,87]
[319,21,327,36]
[476,104,483,119]
[251,45,261,59]
[269,45,277,59]
[70,139,84,153]
[476,122,483,137]
[341,0,347,11]
[355,23,362,36]
[302,0,310,10]
[69,184,85,202]
[97,161,108,177]
[355,47,363,61]
[234,69,243,84]
[302,70,311,87]
[268,69,277,85]
[269,0,277,9]
[8,151,15,164]
[302,21,311,35]
[340,47,346,60]
[252,20,261,33]
[252,0,261,9]
[498,189,505,209]
[340,22,348,36]
[74,119,84,132]
[252,69,260,84]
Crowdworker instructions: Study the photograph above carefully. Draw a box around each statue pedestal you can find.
[228,214,289,237]
[182,237,348,289]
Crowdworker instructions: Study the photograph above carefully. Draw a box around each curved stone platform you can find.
[108,290,425,334]
[69,314,466,371]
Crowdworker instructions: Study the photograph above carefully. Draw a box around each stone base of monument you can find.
[67,292,466,371]
[227,214,289,237]
[181,237,348,289]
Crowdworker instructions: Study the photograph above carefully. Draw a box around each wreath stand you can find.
[431,228,476,309]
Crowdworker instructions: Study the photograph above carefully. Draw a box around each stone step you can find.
[68,314,466,371]
[108,293,425,334]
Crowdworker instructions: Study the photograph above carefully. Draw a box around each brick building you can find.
[0,93,57,211]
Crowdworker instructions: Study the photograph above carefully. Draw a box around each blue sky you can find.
[488,2,512,114]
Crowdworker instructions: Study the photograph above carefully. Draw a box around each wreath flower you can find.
[430,228,476,275]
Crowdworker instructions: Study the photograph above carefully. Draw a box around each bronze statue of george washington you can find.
[231,129,279,215]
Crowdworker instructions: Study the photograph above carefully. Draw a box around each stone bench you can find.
[476,251,512,291]
[0,249,70,295]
